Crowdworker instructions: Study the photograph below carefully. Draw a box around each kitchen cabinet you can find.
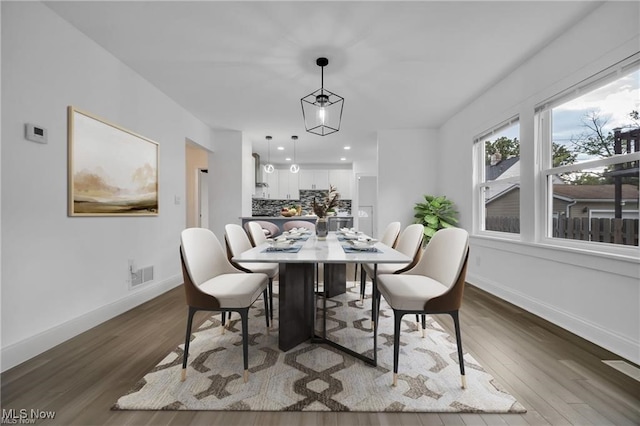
[255,168,279,199]
[329,169,352,199]
[298,169,329,190]
[277,169,300,200]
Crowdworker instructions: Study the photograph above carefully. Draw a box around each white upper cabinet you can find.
[298,169,330,190]
[262,168,351,199]
[328,169,352,199]
[261,168,279,199]
[277,170,300,200]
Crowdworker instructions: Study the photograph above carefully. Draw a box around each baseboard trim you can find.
[1,275,182,373]
[467,273,640,365]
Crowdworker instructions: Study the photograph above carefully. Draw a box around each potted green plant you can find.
[414,195,458,244]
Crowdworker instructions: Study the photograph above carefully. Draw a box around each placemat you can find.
[263,245,303,253]
[341,245,381,253]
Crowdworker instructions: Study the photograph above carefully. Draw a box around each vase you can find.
[316,217,328,240]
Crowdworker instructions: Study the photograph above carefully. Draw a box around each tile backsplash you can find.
[252,190,351,216]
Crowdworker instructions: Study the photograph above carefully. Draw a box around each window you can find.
[474,118,521,235]
[537,60,639,247]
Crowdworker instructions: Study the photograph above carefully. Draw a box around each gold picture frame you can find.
[68,106,159,216]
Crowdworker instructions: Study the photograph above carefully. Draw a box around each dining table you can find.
[232,230,412,366]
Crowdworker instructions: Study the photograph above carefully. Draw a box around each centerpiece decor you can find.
[312,185,339,240]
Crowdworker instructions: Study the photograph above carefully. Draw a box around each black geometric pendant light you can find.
[300,57,344,136]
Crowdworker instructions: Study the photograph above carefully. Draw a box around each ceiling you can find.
[46,1,601,166]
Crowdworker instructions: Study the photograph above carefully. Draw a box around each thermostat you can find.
[25,123,47,144]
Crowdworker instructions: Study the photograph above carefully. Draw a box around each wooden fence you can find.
[485,216,639,246]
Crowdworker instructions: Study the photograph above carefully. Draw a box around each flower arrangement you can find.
[312,185,339,218]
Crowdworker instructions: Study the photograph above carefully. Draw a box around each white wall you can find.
[438,1,640,363]
[1,2,213,371]
[0,3,4,372]
[207,130,252,239]
[377,129,439,233]
[241,135,254,218]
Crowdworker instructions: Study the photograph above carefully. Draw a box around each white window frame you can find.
[535,54,640,256]
[473,116,521,240]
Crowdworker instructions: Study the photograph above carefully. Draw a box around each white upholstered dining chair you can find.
[247,221,268,246]
[360,223,423,304]
[282,220,316,232]
[225,223,278,322]
[180,227,269,383]
[354,221,401,284]
[376,227,470,388]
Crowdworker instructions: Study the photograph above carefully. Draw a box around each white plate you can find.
[349,240,376,249]
[267,239,294,249]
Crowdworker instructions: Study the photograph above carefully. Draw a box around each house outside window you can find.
[537,58,639,248]
[474,118,520,235]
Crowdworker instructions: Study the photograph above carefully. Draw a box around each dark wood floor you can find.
[2,283,639,425]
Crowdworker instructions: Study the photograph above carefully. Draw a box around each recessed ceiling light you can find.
[340,157,347,161]
[344,146,351,150]
[285,157,292,161]
[277,146,284,150]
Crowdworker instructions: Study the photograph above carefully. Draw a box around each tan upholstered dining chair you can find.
[225,223,277,322]
[376,227,470,388]
[180,227,269,383]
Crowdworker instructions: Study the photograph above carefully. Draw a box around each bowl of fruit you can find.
[281,207,298,217]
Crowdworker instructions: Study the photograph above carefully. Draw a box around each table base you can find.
[278,262,378,366]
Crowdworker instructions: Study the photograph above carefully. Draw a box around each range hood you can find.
[252,153,268,187]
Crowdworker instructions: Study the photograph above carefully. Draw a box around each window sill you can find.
[471,234,639,278]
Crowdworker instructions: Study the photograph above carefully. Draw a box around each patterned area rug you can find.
[114,284,525,413]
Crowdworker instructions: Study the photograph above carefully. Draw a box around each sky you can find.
[552,68,640,160]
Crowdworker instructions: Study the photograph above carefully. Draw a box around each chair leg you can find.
[240,308,250,383]
[371,271,377,329]
[421,314,426,338]
[263,288,270,333]
[222,311,231,334]
[371,275,375,329]
[451,310,466,389]
[375,288,382,333]
[268,278,274,323]
[360,269,367,303]
[181,307,197,382]
[392,311,403,387]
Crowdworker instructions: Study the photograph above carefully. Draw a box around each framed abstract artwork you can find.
[68,106,159,216]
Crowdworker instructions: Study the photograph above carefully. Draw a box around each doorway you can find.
[185,141,209,228]
[197,169,209,228]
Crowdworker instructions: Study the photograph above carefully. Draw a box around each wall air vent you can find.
[131,265,154,287]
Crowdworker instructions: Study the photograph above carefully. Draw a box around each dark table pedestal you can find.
[278,263,315,352]
[323,263,346,298]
